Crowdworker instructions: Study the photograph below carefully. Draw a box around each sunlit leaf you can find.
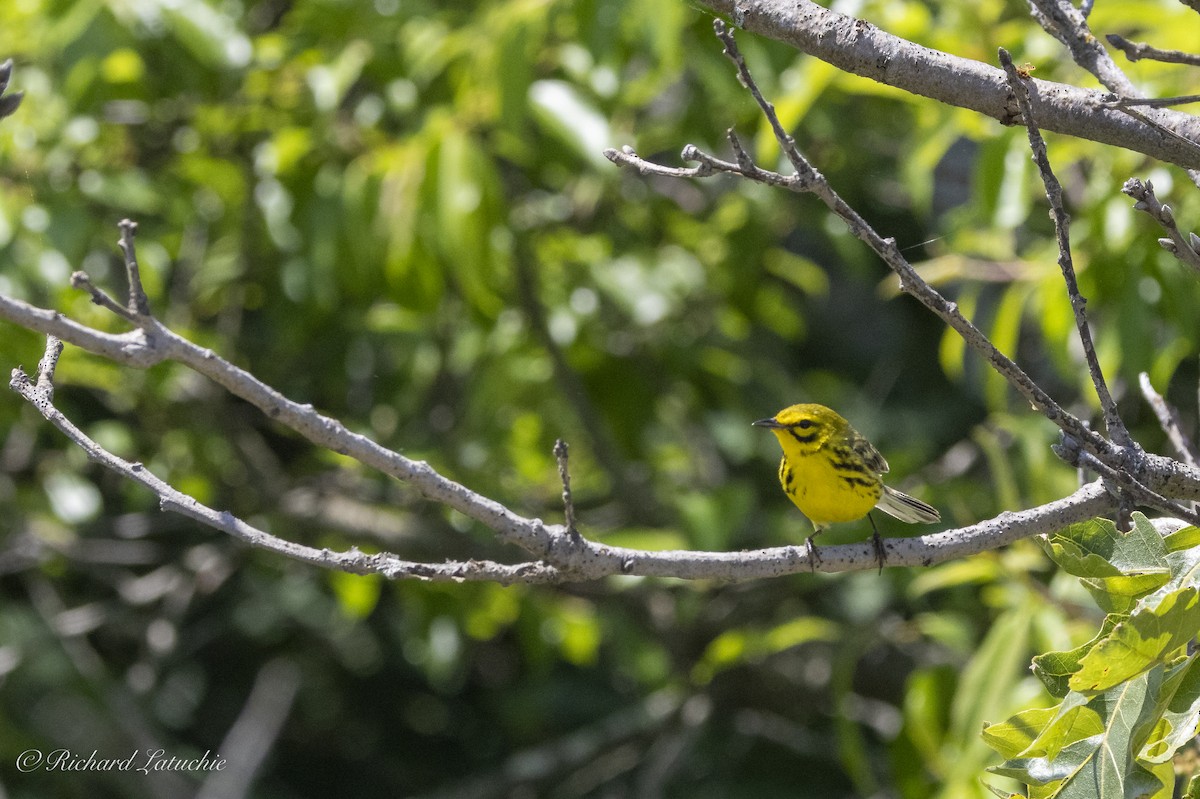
[1032,614,1123,698]
[1071,587,1200,693]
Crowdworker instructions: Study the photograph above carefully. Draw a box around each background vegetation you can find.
[0,0,1197,796]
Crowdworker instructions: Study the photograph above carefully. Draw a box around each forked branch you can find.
[4,23,1200,584]
[608,21,1200,534]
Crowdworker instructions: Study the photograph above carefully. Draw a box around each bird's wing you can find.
[849,430,889,475]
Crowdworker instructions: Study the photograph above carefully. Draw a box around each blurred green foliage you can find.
[0,0,1197,796]
[984,516,1200,798]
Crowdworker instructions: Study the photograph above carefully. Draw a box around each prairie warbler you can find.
[754,403,939,569]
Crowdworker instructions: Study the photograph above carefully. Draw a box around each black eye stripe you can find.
[787,429,819,445]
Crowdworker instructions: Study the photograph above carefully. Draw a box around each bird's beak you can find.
[752,417,782,429]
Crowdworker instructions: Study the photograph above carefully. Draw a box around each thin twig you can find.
[8,334,1140,577]
[70,271,139,322]
[1059,438,1200,527]
[35,335,63,397]
[684,21,1124,470]
[9,357,564,585]
[1027,0,1137,95]
[999,48,1132,450]
[1106,94,1200,109]
[1025,0,1200,186]
[610,145,714,179]
[692,0,1200,170]
[554,438,580,542]
[1122,178,1200,276]
[1139,373,1200,468]
[1106,34,1200,67]
[117,218,152,318]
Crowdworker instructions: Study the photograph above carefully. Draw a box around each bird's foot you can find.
[868,525,888,568]
[805,535,821,573]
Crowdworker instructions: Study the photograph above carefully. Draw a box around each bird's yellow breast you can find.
[777,446,882,528]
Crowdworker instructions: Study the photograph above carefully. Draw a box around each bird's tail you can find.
[876,485,940,524]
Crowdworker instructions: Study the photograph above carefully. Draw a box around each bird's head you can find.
[752,403,847,453]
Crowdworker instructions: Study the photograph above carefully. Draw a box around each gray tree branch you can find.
[6,319,1196,582]
[4,17,1200,584]
[692,0,1200,169]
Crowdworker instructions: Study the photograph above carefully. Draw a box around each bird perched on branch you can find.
[754,403,940,571]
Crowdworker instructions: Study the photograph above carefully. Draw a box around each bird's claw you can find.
[805,536,821,573]
[871,528,887,574]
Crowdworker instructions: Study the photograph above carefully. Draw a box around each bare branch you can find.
[117,219,152,318]
[70,270,139,322]
[1122,178,1200,277]
[691,0,1200,170]
[0,289,165,367]
[1106,94,1200,109]
[1055,433,1200,527]
[1106,34,1200,67]
[34,335,63,398]
[606,143,800,190]
[618,21,1124,475]
[1023,1,1200,186]
[999,48,1132,449]
[1140,373,1200,468]
[6,334,1149,579]
[554,439,580,542]
[1026,0,1137,95]
[9,359,565,585]
[607,145,715,179]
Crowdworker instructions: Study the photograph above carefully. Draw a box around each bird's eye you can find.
[797,419,813,430]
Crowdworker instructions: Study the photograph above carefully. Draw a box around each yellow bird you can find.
[753,403,940,569]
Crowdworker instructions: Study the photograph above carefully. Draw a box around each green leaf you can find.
[1007,691,1101,763]
[981,705,1063,759]
[1071,586,1200,693]
[988,667,1169,798]
[1164,525,1200,553]
[1032,615,1123,698]
[1139,654,1200,764]
[1041,515,1170,579]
